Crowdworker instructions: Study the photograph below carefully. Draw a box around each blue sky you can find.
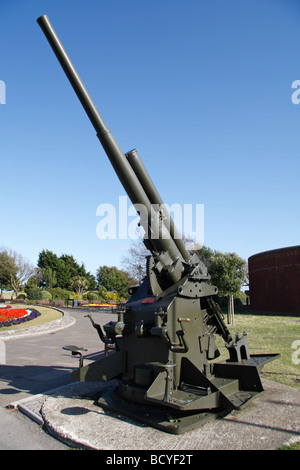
[1,0,300,277]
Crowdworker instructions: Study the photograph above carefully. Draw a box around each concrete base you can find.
[39,379,300,450]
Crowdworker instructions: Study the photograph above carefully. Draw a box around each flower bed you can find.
[0,306,41,328]
[84,303,117,308]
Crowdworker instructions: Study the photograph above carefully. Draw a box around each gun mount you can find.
[37,15,279,434]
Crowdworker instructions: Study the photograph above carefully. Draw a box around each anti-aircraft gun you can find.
[37,15,278,434]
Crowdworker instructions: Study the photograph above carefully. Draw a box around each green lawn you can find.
[216,310,300,392]
[216,310,300,450]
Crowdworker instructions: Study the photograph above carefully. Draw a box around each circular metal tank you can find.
[248,246,300,314]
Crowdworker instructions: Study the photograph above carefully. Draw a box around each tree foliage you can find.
[121,239,150,282]
[42,267,57,289]
[37,249,96,291]
[69,276,89,296]
[0,247,35,297]
[198,246,247,297]
[96,265,133,299]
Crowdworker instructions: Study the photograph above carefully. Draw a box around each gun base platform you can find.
[97,384,232,434]
[97,354,278,434]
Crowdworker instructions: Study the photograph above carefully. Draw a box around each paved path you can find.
[41,378,300,450]
[0,307,115,449]
[0,307,115,407]
[0,405,68,450]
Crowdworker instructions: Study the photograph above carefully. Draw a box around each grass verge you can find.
[216,311,300,393]
[217,310,300,450]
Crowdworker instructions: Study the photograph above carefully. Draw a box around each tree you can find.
[37,250,59,272]
[25,268,43,291]
[69,276,89,296]
[96,265,133,299]
[209,251,247,298]
[0,251,17,293]
[84,272,97,290]
[121,239,150,282]
[37,250,96,290]
[0,247,35,298]
[196,245,215,266]
[198,247,247,324]
[60,254,85,278]
[42,267,57,289]
[38,250,69,288]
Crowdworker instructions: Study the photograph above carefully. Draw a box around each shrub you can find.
[25,289,53,301]
[82,292,100,301]
[17,293,26,300]
[98,286,107,297]
[49,287,73,300]
[27,288,39,300]
[103,291,118,303]
[39,290,52,300]
[73,293,81,300]
[87,292,99,301]
[24,299,37,305]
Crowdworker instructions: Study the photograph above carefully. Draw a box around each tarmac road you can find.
[0,405,69,450]
[0,307,116,450]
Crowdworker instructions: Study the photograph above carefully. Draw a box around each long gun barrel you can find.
[37,14,192,284]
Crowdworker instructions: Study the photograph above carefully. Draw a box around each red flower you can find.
[0,308,29,323]
[0,306,41,328]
